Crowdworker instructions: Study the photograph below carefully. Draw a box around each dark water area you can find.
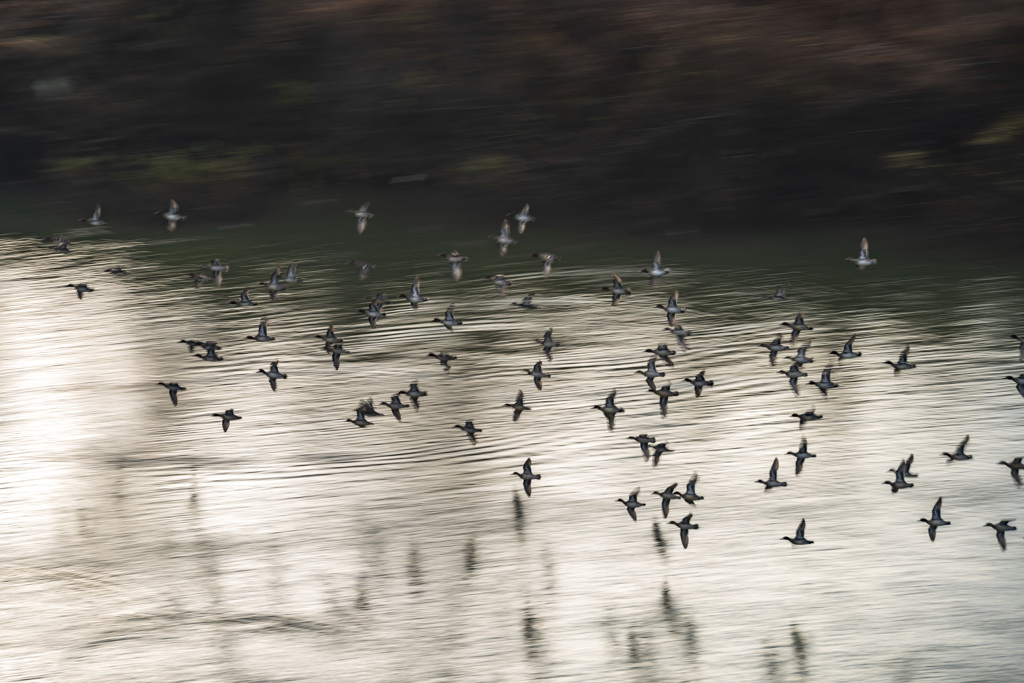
[0,190,1023,681]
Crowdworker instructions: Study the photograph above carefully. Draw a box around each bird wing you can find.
[770,458,780,478]
[859,237,869,259]
[932,497,942,518]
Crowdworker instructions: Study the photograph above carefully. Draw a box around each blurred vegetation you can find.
[1,0,1022,229]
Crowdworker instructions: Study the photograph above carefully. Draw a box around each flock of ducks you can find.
[48,204,1024,551]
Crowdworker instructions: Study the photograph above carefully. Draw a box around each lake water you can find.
[0,190,1022,682]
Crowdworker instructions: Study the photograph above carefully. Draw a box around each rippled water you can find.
[1,193,1022,682]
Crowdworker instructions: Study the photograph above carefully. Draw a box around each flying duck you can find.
[257,360,287,391]
[984,520,1017,551]
[668,514,699,548]
[757,457,788,490]
[347,202,374,234]
[760,335,790,353]
[786,345,814,366]
[357,399,384,418]
[247,316,275,342]
[512,458,541,496]
[189,272,213,287]
[664,325,692,348]
[637,358,665,387]
[328,342,350,369]
[454,420,482,442]
[157,382,186,406]
[943,435,972,461]
[779,364,808,394]
[782,519,813,545]
[649,385,679,416]
[208,258,229,275]
[438,251,468,281]
[525,361,551,390]
[681,474,703,505]
[920,498,951,541]
[651,442,673,466]
[347,410,373,428]
[229,288,258,306]
[283,263,302,283]
[359,301,387,328]
[66,283,93,299]
[157,199,186,231]
[617,488,646,521]
[380,394,409,420]
[504,390,531,421]
[655,291,685,325]
[80,204,106,226]
[593,390,624,427]
[884,459,914,492]
[400,276,429,309]
[628,434,657,460]
[652,484,683,518]
[885,345,916,371]
[846,237,877,268]
[212,409,241,432]
[317,325,340,344]
[791,409,822,426]
[830,335,861,360]
[433,304,463,331]
[195,346,224,362]
[684,370,714,397]
[428,352,457,370]
[808,368,838,395]
[513,204,535,234]
[486,274,513,295]
[999,457,1024,485]
[105,267,128,276]
[536,328,561,359]
[346,260,375,280]
[1004,374,1024,400]
[401,383,428,408]
[531,252,559,277]
[641,251,669,278]
[787,438,817,474]
[645,344,677,367]
[602,273,632,305]
[782,313,813,332]
[764,286,788,301]
[492,219,517,256]
[512,293,538,309]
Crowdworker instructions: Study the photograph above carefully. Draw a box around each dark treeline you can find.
[1,0,1022,229]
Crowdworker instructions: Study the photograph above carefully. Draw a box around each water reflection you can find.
[0,204,1023,681]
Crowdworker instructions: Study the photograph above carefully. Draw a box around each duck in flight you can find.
[536,328,560,359]
[884,459,914,492]
[428,352,457,370]
[786,345,814,366]
[195,346,224,361]
[1004,374,1024,400]
[247,316,275,342]
[984,519,1016,551]
[656,291,684,326]
[380,394,409,420]
[791,409,822,427]
[764,286,788,301]
[681,474,703,505]
[105,267,128,276]
[401,383,428,408]
[920,498,951,541]
[438,251,468,281]
[641,251,669,278]
[808,368,839,395]
[317,325,340,344]
[229,288,258,306]
[617,488,646,521]
[885,345,916,371]
[999,457,1024,485]
[651,442,673,466]
[328,342,350,369]
[157,382,186,406]
[645,343,676,367]
[433,304,462,331]
[782,313,813,332]
[283,263,302,283]
[593,390,624,428]
[347,410,373,428]
[80,204,106,226]
[830,335,861,360]
[347,202,374,234]
[512,458,541,496]
[486,274,513,295]
[649,384,679,417]
[525,361,551,390]
[757,457,787,490]
[684,370,714,397]
[400,276,429,309]
[359,301,387,328]
[787,438,816,474]
[512,293,538,309]
[628,434,657,460]
[779,364,808,394]
[346,260,374,280]
[66,283,94,299]
[652,484,683,518]
[637,358,665,388]
[454,420,482,443]
[782,519,813,545]
[602,273,632,305]
[260,267,287,301]
[492,219,517,256]
[257,360,287,391]
[846,237,877,268]
[157,199,186,231]
[504,390,531,421]
[531,252,559,278]
[668,514,699,548]
[212,409,241,432]
[664,325,692,348]
[943,435,972,461]
[512,204,535,234]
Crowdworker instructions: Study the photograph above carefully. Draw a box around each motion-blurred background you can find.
[2,0,1022,229]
